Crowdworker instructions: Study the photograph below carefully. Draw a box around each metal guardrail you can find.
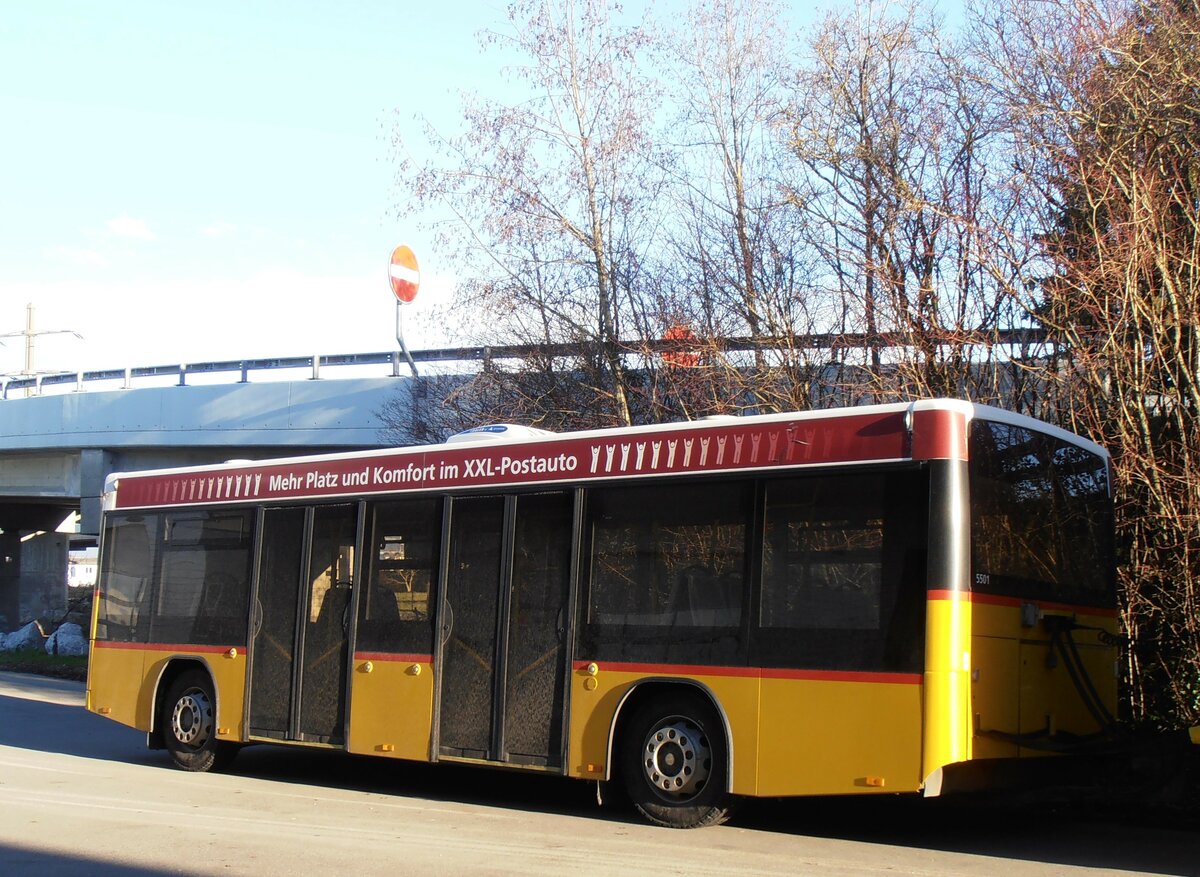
[1,351,406,399]
[0,329,1050,399]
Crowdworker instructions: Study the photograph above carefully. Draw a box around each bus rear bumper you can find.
[921,757,1084,797]
[924,729,1197,799]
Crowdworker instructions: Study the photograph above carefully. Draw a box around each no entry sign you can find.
[389,245,420,303]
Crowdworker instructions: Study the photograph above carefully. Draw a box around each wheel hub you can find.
[642,717,711,799]
[171,690,213,748]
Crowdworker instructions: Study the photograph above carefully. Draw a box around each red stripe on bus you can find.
[92,641,240,654]
[759,667,922,684]
[927,589,1118,617]
[927,589,968,601]
[576,661,757,678]
[113,411,911,508]
[353,651,433,663]
[572,660,920,685]
[910,408,968,461]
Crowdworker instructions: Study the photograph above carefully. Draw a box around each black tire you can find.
[619,692,735,828]
[160,670,238,772]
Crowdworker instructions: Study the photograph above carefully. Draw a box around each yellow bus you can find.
[87,399,1118,827]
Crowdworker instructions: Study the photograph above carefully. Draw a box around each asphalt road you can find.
[0,671,1195,876]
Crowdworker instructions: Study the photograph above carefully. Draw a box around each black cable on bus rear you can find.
[1043,614,1121,735]
[976,615,1127,754]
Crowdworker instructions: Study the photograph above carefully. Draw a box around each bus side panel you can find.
[757,678,923,796]
[704,674,761,796]
[568,666,625,782]
[969,630,1020,760]
[567,667,762,796]
[923,595,973,777]
[210,652,248,741]
[346,654,435,760]
[87,643,149,730]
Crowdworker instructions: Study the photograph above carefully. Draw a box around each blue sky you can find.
[0,0,513,374]
[2,0,911,378]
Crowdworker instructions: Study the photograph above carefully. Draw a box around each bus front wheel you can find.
[161,670,237,772]
[619,693,734,828]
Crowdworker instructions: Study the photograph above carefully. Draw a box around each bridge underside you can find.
[0,500,75,533]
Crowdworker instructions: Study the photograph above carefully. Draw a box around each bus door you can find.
[436,491,576,768]
[247,504,360,745]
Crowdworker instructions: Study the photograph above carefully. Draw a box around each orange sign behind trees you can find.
[661,324,702,368]
[389,245,421,303]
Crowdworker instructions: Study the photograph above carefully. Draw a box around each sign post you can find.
[389,245,421,377]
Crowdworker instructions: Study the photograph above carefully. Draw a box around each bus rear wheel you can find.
[620,693,734,828]
[161,670,237,772]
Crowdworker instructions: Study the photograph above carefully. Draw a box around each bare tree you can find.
[788,0,923,385]
[976,0,1200,725]
[786,0,1019,406]
[397,0,663,428]
[644,0,825,418]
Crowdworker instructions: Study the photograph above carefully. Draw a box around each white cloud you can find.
[106,215,157,241]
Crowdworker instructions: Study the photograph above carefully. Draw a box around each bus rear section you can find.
[954,416,1119,789]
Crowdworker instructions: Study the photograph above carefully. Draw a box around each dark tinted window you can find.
[96,513,160,642]
[969,420,1114,606]
[753,468,928,673]
[505,492,572,764]
[582,480,750,665]
[357,498,441,655]
[149,510,254,645]
[249,507,306,737]
[440,496,504,755]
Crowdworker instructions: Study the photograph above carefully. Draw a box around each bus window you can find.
[149,510,254,646]
[357,498,441,655]
[969,420,1114,606]
[95,513,160,642]
[755,469,928,673]
[583,480,750,665]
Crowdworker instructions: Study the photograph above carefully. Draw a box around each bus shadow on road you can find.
[0,693,158,767]
[4,687,1195,875]
[229,742,609,822]
[0,687,606,822]
[0,843,181,877]
[738,790,1199,876]
[220,741,1200,876]
[231,741,1200,875]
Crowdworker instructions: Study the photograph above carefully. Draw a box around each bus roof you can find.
[104,399,1109,511]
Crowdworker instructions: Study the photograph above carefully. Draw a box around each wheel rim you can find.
[171,688,213,748]
[641,715,711,801]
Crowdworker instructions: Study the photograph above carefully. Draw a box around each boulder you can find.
[45,622,88,657]
[1,621,46,653]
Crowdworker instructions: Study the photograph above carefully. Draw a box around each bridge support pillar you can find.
[0,532,18,631]
[79,449,113,537]
[0,530,68,632]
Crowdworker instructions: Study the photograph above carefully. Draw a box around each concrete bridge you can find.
[0,358,422,630]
